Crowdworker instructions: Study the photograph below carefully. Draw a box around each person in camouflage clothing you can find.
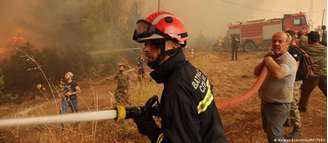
[297,31,308,48]
[299,31,327,112]
[137,56,145,81]
[285,30,303,139]
[114,63,130,105]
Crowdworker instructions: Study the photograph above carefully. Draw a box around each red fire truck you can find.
[226,12,309,51]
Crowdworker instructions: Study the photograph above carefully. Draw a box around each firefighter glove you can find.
[133,95,160,138]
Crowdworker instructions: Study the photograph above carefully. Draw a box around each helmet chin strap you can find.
[147,40,180,69]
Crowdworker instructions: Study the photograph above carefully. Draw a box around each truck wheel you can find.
[242,41,257,52]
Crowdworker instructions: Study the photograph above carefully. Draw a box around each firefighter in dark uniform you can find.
[320,25,327,46]
[231,35,240,61]
[132,11,227,143]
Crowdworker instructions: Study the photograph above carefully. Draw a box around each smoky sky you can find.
[0,0,326,49]
[142,0,326,41]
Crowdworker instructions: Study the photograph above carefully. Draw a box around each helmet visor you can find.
[136,20,151,35]
[133,20,164,42]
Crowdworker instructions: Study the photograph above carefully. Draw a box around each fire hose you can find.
[0,96,160,128]
[0,68,267,128]
[216,67,268,111]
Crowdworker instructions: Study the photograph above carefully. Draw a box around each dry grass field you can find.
[0,49,326,143]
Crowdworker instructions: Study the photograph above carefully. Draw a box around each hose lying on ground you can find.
[216,67,268,111]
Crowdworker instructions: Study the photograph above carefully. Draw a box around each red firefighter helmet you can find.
[133,11,188,46]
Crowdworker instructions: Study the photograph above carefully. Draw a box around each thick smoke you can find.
[0,0,139,51]
[0,0,326,50]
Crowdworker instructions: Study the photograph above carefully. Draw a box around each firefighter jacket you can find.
[149,49,227,143]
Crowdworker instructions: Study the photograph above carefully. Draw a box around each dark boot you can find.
[283,119,292,127]
[287,127,301,139]
[299,107,307,112]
